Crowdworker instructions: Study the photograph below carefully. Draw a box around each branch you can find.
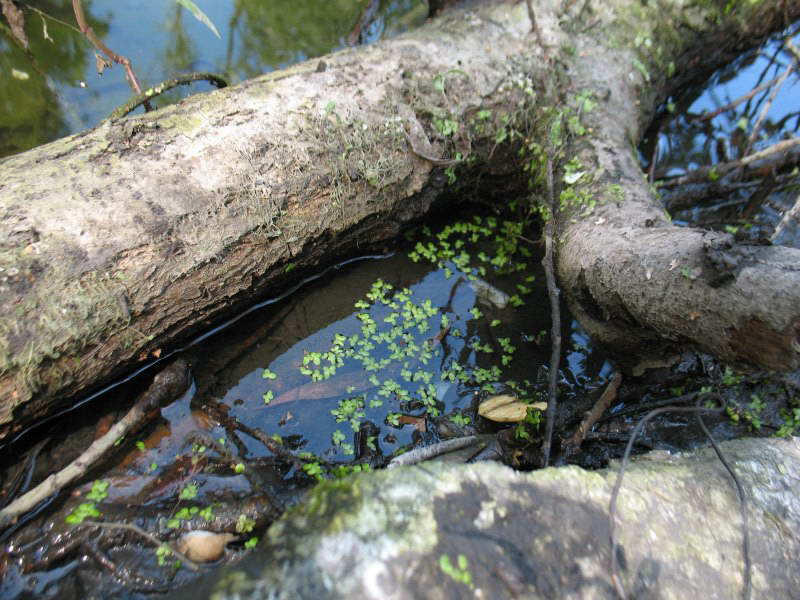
[562,371,622,456]
[659,137,800,187]
[0,360,189,528]
[71,0,146,97]
[83,520,200,571]
[107,72,229,120]
[541,157,561,467]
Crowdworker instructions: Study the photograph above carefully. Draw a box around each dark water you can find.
[0,0,427,157]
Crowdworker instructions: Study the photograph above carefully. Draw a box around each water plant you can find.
[258,216,548,466]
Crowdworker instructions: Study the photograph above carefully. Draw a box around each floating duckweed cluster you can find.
[409,216,534,295]
[260,216,545,463]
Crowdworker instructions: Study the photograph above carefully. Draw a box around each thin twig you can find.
[744,61,794,156]
[659,137,800,187]
[20,2,82,34]
[346,0,380,46]
[525,0,543,43]
[0,361,188,528]
[204,401,308,471]
[72,0,147,99]
[83,520,200,571]
[541,157,561,467]
[598,392,698,422]
[107,72,229,120]
[563,371,622,455]
[647,132,659,184]
[694,411,751,600]
[387,436,480,468]
[771,192,800,242]
[693,73,784,122]
[609,399,750,600]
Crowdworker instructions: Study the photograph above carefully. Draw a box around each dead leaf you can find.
[95,52,112,76]
[278,411,293,426]
[398,414,427,432]
[39,14,52,42]
[1,0,28,49]
[152,348,162,358]
[478,394,547,423]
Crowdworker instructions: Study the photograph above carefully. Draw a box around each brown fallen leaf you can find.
[478,394,547,423]
[398,414,427,432]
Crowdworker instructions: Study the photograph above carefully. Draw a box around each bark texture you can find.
[555,0,800,371]
[0,0,798,440]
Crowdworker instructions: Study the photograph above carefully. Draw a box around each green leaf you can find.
[65,502,101,524]
[175,0,221,38]
[86,480,110,501]
[179,483,199,501]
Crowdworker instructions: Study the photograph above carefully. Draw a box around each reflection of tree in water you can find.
[639,31,800,244]
[225,0,364,79]
[224,0,426,80]
[151,3,200,110]
[0,1,107,157]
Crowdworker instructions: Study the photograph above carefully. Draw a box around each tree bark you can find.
[1,0,798,441]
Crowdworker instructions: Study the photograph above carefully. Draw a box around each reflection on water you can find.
[0,0,427,158]
[639,26,800,247]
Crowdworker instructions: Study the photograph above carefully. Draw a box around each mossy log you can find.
[1,0,798,441]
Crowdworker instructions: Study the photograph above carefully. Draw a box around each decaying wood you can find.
[563,371,623,456]
[1,0,799,442]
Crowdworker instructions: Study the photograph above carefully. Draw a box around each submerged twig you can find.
[541,157,561,467]
[83,520,200,571]
[387,436,480,468]
[563,371,622,456]
[0,360,189,529]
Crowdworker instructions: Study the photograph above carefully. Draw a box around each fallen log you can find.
[1,0,798,441]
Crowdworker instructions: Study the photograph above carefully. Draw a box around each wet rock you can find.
[181,438,800,599]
